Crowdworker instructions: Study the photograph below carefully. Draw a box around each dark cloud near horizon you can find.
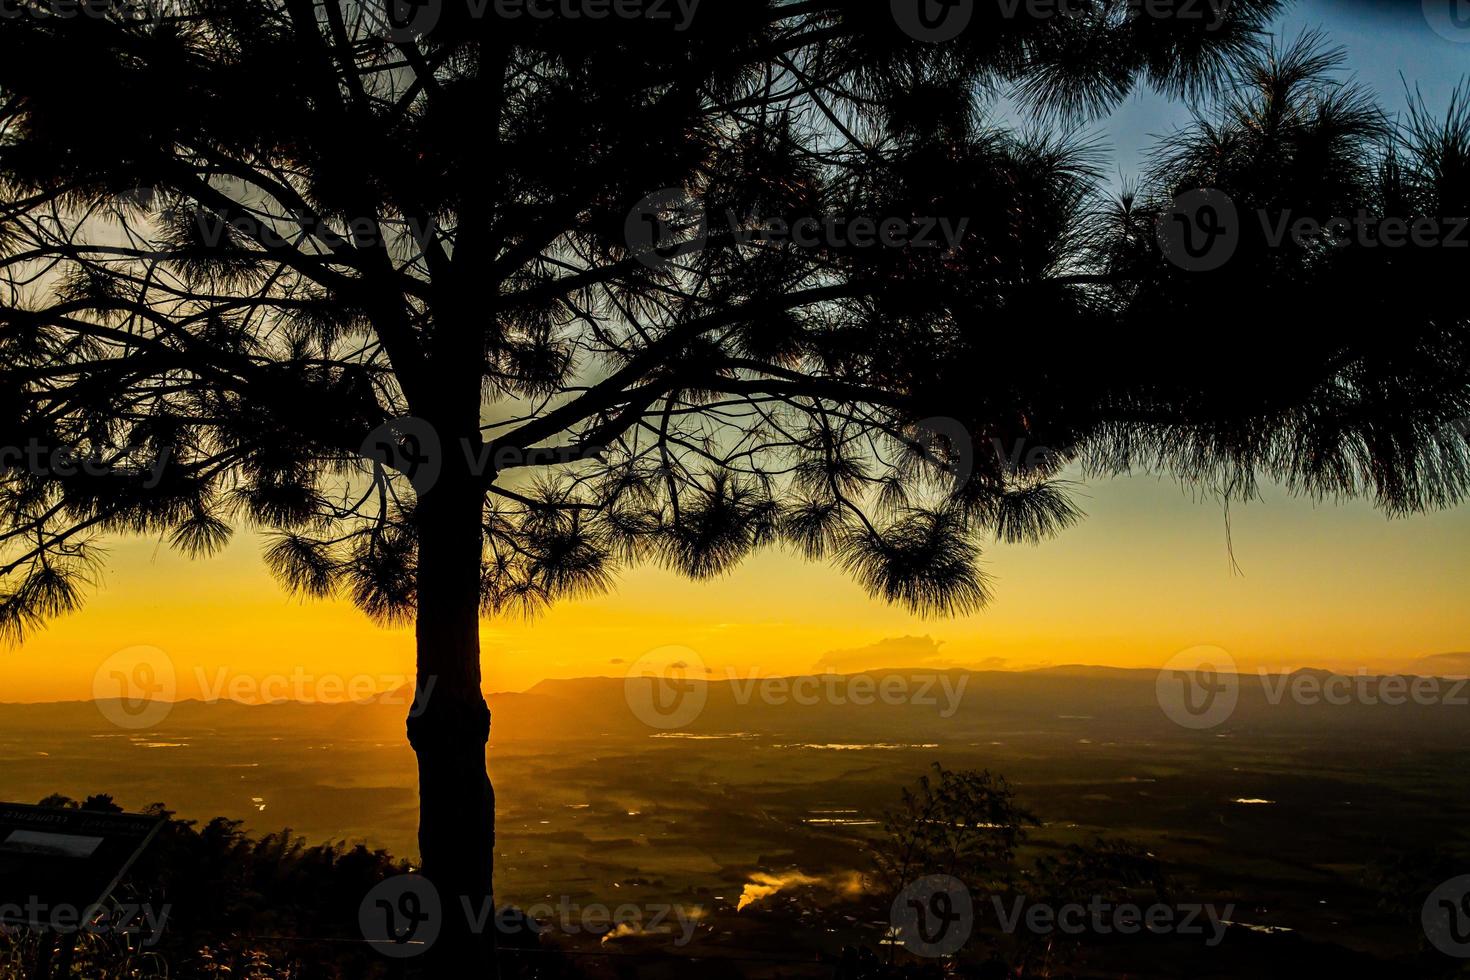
[1410,651,1470,674]
[811,635,1009,674]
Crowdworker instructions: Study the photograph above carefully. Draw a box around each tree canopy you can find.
[9,0,1460,643]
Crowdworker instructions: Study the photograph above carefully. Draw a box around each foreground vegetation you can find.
[6,761,1466,979]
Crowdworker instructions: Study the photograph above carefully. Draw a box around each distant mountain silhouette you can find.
[10,665,1469,746]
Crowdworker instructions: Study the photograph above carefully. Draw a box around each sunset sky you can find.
[8,468,1467,702]
[5,1,1468,703]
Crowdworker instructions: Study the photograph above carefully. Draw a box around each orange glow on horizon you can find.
[3,474,1467,703]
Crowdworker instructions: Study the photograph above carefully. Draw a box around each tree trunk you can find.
[407,467,495,977]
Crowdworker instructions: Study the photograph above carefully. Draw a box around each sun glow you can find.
[4,473,1467,703]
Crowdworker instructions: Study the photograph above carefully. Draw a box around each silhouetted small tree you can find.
[871,770,1176,978]
[873,764,1039,897]
[1011,837,1167,977]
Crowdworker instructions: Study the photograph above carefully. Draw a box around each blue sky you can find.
[1105,0,1468,177]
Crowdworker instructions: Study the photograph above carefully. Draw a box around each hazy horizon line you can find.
[6,656,1470,707]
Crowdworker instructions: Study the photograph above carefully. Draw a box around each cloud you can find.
[812,635,1005,674]
[813,635,945,673]
[1408,652,1470,676]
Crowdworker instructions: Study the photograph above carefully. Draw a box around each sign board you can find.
[0,803,164,929]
